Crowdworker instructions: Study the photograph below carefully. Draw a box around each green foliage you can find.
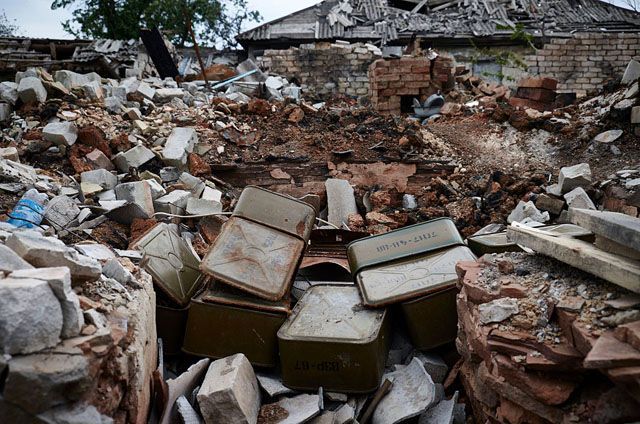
[468,37,529,80]
[0,10,20,37]
[50,0,261,47]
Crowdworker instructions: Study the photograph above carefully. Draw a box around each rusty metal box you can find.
[200,186,316,301]
[278,285,390,393]
[347,218,466,307]
[182,283,289,367]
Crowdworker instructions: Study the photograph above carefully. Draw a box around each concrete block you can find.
[564,187,596,210]
[0,81,18,104]
[45,195,81,230]
[74,243,116,261]
[418,392,458,424]
[102,258,134,285]
[621,59,640,85]
[558,163,592,193]
[113,145,155,172]
[83,80,104,101]
[568,208,640,252]
[10,267,84,338]
[86,148,114,171]
[146,178,166,199]
[6,232,102,283]
[197,353,261,424]
[54,70,89,89]
[155,88,184,102]
[0,146,18,161]
[104,96,123,113]
[163,128,197,167]
[0,243,34,273]
[178,172,205,196]
[81,169,118,190]
[186,198,222,216]
[535,193,565,215]
[136,81,156,100]
[43,122,78,147]
[0,277,63,354]
[4,353,90,414]
[18,77,47,104]
[507,200,550,224]
[326,178,358,229]
[154,190,192,215]
[115,181,155,218]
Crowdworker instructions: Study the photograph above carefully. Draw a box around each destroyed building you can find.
[239,0,640,97]
[1,2,640,422]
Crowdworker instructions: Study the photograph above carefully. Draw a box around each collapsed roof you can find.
[237,0,640,46]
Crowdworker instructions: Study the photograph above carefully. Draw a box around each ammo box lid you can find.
[233,186,317,241]
[278,285,386,344]
[347,218,464,275]
[201,282,291,314]
[200,216,306,301]
[135,223,204,307]
[356,245,477,307]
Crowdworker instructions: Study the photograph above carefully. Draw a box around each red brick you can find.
[378,74,400,82]
[405,81,430,89]
[584,331,640,369]
[518,77,558,90]
[411,66,430,73]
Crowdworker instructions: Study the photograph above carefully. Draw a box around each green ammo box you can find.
[200,186,316,301]
[347,218,477,350]
[183,284,290,367]
[278,285,390,393]
[156,304,189,356]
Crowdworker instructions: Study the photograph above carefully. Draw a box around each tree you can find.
[51,0,261,47]
[0,10,20,37]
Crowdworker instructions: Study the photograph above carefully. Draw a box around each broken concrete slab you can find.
[186,198,222,216]
[478,298,519,324]
[535,194,565,215]
[564,187,596,210]
[75,243,116,261]
[159,358,210,424]
[154,190,192,215]
[6,232,102,283]
[0,81,18,104]
[507,225,640,294]
[163,127,197,167]
[4,353,90,414]
[81,169,118,190]
[42,122,78,147]
[569,208,640,252]
[83,80,104,101]
[373,358,437,424]
[197,353,261,424]
[176,396,203,424]
[256,372,295,398]
[178,172,205,197]
[261,394,321,424]
[54,70,90,89]
[621,59,640,85]
[102,258,134,286]
[0,277,63,354]
[507,200,550,224]
[326,178,358,229]
[558,163,591,194]
[115,181,155,218]
[135,81,156,100]
[18,76,47,104]
[10,266,84,339]
[418,392,458,424]
[593,129,623,144]
[45,195,81,231]
[112,145,156,173]
[0,243,34,273]
[412,352,449,384]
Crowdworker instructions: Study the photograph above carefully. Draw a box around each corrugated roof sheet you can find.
[238,0,640,43]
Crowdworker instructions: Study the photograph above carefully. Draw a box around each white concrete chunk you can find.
[18,76,47,104]
[507,200,549,224]
[154,190,192,215]
[418,392,459,424]
[10,267,84,339]
[373,358,437,424]
[75,243,116,261]
[0,81,19,104]
[412,352,449,384]
[0,277,63,354]
[81,169,118,190]
[102,258,134,285]
[621,59,640,85]
[86,148,114,171]
[83,80,104,101]
[478,298,519,324]
[256,372,295,397]
[113,145,156,172]
[43,121,78,147]
[197,353,261,424]
[45,195,81,230]
[163,128,197,167]
[266,394,321,424]
[186,198,222,216]
[326,178,358,229]
[558,163,591,194]
[564,187,596,210]
[136,81,156,100]
[0,243,34,273]
[593,129,623,144]
[115,181,155,218]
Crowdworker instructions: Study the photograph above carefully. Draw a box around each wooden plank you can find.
[506,225,640,294]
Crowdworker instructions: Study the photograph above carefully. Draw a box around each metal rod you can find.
[183,6,210,91]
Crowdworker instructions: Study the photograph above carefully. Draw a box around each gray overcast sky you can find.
[0,0,319,40]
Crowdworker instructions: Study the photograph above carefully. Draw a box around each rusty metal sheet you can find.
[200,216,305,301]
[136,223,204,307]
[347,218,464,276]
[233,186,317,240]
[356,245,477,307]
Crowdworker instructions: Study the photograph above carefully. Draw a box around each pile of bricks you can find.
[259,42,381,99]
[368,57,432,114]
[508,77,558,111]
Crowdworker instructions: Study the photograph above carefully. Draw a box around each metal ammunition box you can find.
[201,186,316,301]
[134,223,205,307]
[466,223,593,257]
[347,218,466,307]
[347,218,464,277]
[156,304,189,356]
[355,245,477,307]
[402,286,459,350]
[182,284,289,367]
[278,285,390,393]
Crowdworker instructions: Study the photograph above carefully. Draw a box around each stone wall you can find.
[258,42,381,99]
[526,33,640,97]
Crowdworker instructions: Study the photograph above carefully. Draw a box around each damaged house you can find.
[238,0,640,98]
